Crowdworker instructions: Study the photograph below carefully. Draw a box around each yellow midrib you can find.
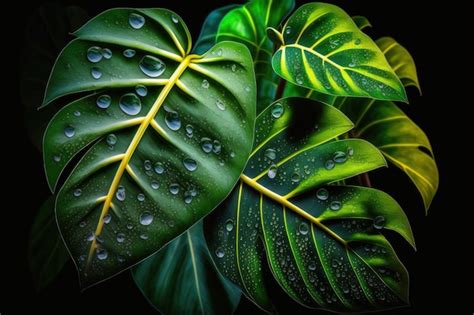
[86,54,196,265]
[239,174,346,245]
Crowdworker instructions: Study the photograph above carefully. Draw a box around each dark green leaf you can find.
[270,3,406,101]
[352,16,372,30]
[217,0,295,112]
[42,8,256,287]
[28,197,70,290]
[206,98,414,312]
[132,222,241,315]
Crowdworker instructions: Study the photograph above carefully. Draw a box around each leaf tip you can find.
[266,27,284,46]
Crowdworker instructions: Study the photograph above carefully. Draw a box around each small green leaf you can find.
[28,197,70,290]
[194,4,240,55]
[206,98,414,313]
[217,0,295,112]
[271,3,407,101]
[132,222,241,315]
[42,8,256,287]
[352,15,372,30]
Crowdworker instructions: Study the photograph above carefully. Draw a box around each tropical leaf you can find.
[217,0,295,112]
[132,221,241,315]
[20,3,89,151]
[352,15,372,30]
[42,8,256,287]
[193,4,240,55]
[28,197,70,290]
[269,3,406,101]
[205,98,415,313]
[376,37,420,92]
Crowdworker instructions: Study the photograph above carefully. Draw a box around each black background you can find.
[3,0,467,314]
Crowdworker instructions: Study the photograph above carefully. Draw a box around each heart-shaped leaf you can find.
[217,0,295,112]
[205,98,414,312]
[132,221,241,315]
[269,3,406,101]
[42,8,256,287]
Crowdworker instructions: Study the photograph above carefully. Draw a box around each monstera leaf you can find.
[205,98,415,313]
[42,8,256,287]
[132,221,241,315]
[268,3,406,101]
[28,197,70,290]
[217,0,294,112]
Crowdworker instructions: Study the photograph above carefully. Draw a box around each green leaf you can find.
[205,98,414,313]
[217,0,295,113]
[193,4,240,55]
[352,15,372,30]
[20,3,89,151]
[42,8,256,287]
[28,197,70,290]
[270,3,407,101]
[376,37,421,92]
[132,221,241,315]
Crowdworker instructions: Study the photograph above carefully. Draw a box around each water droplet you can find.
[53,155,61,162]
[183,158,197,172]
[96,248,108,260]
[185,124,193,137]
[129,13,145,29]
[91,67,102,79]
[119,93,142,116]
[164,108,181,131]
[231,64,237,72]
[332,259,339,268]
[96,95,111,109]
[154,162,164,174]
[299,222,309,235]
[135,85,148,97]
[200,138,213,153]
[291,172,300,183]
[330,200,342,211]
[215,99,225,110]
[87,232,95,242]
[115,232,125,243]
[271,102,284,118]
[225,219,234,232]
[201,79,209,89]
[73,188,82,197]
[245,86,251,92]
[106,134,117,146]
[309,262,316,271]
[139,212,153,225]
[140,234,149,240]
[212,140,221,154]
[169,183,180,195]
[137,193,145,202]
[215,247,225,258]
[79,221,86,228]
[230,152,235,158]
[151,180,159,190]
[296,75,303,85]
[264,148,276,160]
[116,186,126,201]
[349,62,356,67]
[316,188,329,201]
[143,160,152,171]
[333,151,347,163]
[103,214,111,224]
[139,55,166,77]
[268,164,278,179]
[285,26,292,35]
[216,48,223,56]
[171,14,179,24]
[325,160,335,170]
[87,46,102,63]
[373,216,385,229]
[347,147,354,156]
[354,38,361,45]
[74,110,81,117]
[63,125,75,138]
[101,48,112,59]
[123,49,136,58]
[184,191,193,204]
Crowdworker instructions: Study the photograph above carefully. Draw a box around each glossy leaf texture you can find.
[217,0,294,112]
[28,197,70,290]
[132,221,241,315]
[193,4,239,55]
[42,8,256,287]
[205,98,415,313]
[270,3,406,101]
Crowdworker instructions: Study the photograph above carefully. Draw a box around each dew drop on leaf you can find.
[333,151,347,163]
[139,212,154,226]
[103,214,111,224]
[106,134,117,146]
[201,79,209,89]
[299,222,309,235]
[212,140,222,154]
[139,55,166,77]
[225,219,234,232]
[215,247,225,258]
[119,93,142,116]
[137,193,145,202]
[123,49,136,58]
[268,164,278,179]
[96,94,111,109]
[73,188,82,197]
[129,13,145,29]
[171,14,179,24]
[151,180,159,190]
[164,108,181,131]
[373,216,385,229]
[169,183,180,195]
[116,186,126,201]
[330,200,342,211]
[285,26,292,34]
[200,137,213,153]
[183,158,197,172]
[53,155,61,162]
[271,102,284,118]
[101,48,112,59]
[154,162,164,174]
[316,188,329,201]
[96,248,108,260]
[264,148,276,160]
[116,233,125,243]
[135,85,148,97]
[87,46,102,63]
[291,172,300,183]
[91,67,102,79]
[216,99,225,111]
[325,160,335,170]
[64,125,75,138]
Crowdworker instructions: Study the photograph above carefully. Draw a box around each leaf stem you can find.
[275,78,286,100]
